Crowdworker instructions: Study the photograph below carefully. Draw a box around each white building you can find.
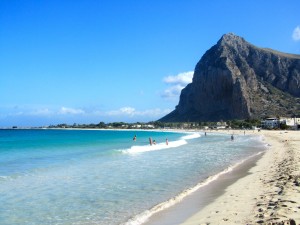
[261,118,279,129]
[280,117,300,129]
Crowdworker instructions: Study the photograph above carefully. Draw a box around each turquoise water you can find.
[0,129,266,225]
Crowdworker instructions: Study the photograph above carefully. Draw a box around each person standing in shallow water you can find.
[166,138,168,145]
[149,137,153,146]
[231,134,234,141]
[133,135,136,141]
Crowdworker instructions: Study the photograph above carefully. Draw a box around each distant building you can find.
[214,121,227,129]
[279,117,300,129]
[261,117,300,129]
[261,118,279,129]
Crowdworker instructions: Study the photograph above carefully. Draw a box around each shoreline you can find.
[124,151,265,225]
[143,151,264,225]
[178,130,300,224]
[140,130,300,225]
[123,131,265,225]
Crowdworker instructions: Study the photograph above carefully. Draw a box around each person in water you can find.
[153,140,156,145]
[149,137,153,146]
[166,138,168,145]
[133,135,136,141]
[231,134,234,141]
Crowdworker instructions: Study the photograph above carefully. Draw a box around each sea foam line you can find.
[121,132,200,154]
[120,150,265,225]
[181,132,201,140]
[121,139,188,154]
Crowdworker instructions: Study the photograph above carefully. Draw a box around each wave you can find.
[0,176,9,180]
[121,132,201,154]
[181,132,201,140]
[121,139,188,154]
[120,151,265,225]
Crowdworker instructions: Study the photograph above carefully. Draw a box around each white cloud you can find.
[107,107,136,116]
[161,71,193,99]
[292,26,300,41]
[30,108,53,116]
[58,107,85,115]
[9,111,24,116]
[161,84,185,98]
[106,107,171,117]
[0,104,171,126]
[135,108,172,116]
[163,71,193,85]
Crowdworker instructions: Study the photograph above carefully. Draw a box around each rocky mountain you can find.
[160,33,300,122]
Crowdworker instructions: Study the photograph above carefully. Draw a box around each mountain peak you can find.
[217,33,247,47]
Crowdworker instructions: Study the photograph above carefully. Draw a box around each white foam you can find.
[122,140,188,154]
[0,176,8,180]
[121,151,265,225]
[181,132,201,140]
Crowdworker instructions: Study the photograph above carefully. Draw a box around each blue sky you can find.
[1,0,300,127]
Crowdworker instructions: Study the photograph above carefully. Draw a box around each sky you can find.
[0,0,300,127]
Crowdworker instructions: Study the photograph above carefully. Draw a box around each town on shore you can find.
[7,116,300,131]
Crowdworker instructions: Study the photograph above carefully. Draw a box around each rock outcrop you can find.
[160,33,300,122]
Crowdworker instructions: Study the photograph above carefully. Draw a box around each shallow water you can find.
[0,129,266,225]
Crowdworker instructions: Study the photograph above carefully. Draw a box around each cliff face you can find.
[160,33,300,122]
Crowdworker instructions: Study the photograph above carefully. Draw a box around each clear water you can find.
[0,129,266,225]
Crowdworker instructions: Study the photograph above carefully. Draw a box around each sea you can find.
[0,129,267,225]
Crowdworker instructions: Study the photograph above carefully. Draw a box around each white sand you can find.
[180,130,300,225]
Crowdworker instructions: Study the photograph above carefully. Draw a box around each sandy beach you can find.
[179,130,300,225]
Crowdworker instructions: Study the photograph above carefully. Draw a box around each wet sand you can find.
[145,130,300,225]
[144,153,263,225]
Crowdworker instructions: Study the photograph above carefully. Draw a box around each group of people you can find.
[133,135,168,146]
[134,132,235,146]
[149,137,168,146]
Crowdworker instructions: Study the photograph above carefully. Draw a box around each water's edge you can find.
[122,150,265,225]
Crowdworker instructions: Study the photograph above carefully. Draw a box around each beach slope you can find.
[181,130,300,225]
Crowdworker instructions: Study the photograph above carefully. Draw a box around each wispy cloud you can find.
[107,107,136,116]
[106,107,171,117]
[58,107,85,115]
[292,26,300,41]
[30,108,53,116]
[161,85,184,99]
[0,104,171,126]
[161,71,193,99]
